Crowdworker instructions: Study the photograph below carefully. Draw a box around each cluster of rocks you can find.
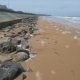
[0,16,38,80]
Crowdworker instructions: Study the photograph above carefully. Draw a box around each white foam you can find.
[43,16,80,29]
[62,31,71,34]
[41,40,45,46]
[54,26,57,27]
[59,30,63,31]
[56,28,59,30]
[77,43,80,45]
[36,71,42,80]
[39,29,45,32]
[45,26,48,28]
[51,70,56,74]
[65,45,70,48]
[66,28,70,30]
[74,35,78,39]
[76,31,80,34]
[25,53,36,62]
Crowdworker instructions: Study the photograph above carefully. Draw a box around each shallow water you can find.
[42,16,80,29]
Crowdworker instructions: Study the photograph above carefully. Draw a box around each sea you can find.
[42,16,80,29]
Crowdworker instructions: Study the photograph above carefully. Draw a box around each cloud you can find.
[0,0,80,16]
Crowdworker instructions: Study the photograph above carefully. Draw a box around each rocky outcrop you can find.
[0,61,25,80]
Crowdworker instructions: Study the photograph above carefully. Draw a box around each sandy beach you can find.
[14,17,80,80]
[0,16,80,80]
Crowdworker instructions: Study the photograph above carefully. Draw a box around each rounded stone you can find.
[13,52,29,62]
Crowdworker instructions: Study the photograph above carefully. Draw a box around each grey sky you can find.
[0,0,80,16]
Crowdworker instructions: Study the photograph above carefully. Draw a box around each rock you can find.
[2,42,9,48]
[11,37,20,45]
[0,41,16,53]
[10,34,18,38]
[0,61,25,80]
[13,51,29,62]
[25,44,29,49]
[26,68,33,72]
[3,28,10,32]
[0,41,10,53]
[21,74,26,80]
[15,49,30,55]
[21,41,29,49]
[0,60,1,64]
[21,38,26,45]
[16,40,23,51]
[16,45,22,51]
[7,26,13,29]
[0,43,3,49]
[17,31,21,34]
[0,67,18,80]
[24,35,30,39]
[29,30,34,34]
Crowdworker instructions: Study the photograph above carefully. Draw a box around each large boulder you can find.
[0,61,25,80]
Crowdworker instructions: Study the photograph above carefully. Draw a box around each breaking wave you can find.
[42,16,80,29]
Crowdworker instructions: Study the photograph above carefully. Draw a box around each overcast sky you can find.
[0,0,80,16]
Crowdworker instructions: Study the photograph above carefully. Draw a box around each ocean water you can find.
[42,16,80,29]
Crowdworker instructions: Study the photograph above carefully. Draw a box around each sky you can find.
[0,0,80,16]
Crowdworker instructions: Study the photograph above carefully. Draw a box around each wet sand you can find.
[15,17,80,80]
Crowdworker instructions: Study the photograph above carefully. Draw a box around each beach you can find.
[15,17,80,80]
[0,16,80,80]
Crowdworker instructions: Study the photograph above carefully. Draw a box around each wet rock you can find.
[26,68,33,72]
[0,61,25,80]
[13,51,29,62]
[21,74,26,80]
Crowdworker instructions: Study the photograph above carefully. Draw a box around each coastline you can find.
[16,17,80,80]
[0,16,80,80]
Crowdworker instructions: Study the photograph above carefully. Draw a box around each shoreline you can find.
[0,16,80,80]
[16,17,80,80]
[41,16,80,29]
